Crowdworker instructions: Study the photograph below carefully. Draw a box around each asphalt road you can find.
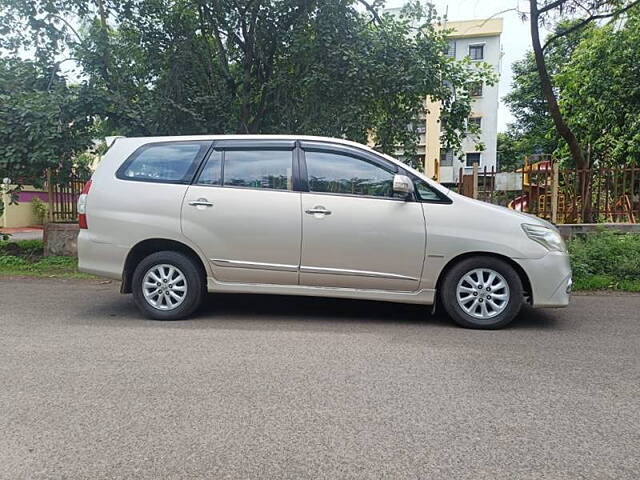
[1,277,639,479]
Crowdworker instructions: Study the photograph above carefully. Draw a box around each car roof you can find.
[119,134,375,152]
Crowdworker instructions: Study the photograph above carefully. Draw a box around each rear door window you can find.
[196,150,222,186]
[196,149,294,190]
[118,141,210,183]
[223,150,293,190]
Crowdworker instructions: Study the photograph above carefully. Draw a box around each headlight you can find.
[521,223,566,252]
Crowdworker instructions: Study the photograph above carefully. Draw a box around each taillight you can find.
[78,180,92,229]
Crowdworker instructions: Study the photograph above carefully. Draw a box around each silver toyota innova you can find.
[78,135,571,328]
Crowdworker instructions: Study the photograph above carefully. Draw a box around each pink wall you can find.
[17,191,79,203]
[18,191,49,202]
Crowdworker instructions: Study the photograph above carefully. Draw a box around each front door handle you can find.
[305,207,332,216]
[188,198,214,207]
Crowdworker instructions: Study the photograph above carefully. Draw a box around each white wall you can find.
[450,34,502,176]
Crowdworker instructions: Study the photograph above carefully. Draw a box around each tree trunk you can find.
[95,0,111,78]
[529,0,586,171]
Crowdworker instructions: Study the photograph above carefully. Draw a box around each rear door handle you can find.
[305,207,332,215]
[188,198,214,207]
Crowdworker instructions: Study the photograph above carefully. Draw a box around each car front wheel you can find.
[440,256,524,329]
[132,251,204,320]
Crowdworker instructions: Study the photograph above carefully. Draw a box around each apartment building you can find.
[428,18,503,185]
[382,14,503,185]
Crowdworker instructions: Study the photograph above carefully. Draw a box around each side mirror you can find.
[393,174,414,197]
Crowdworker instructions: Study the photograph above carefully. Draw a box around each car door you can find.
[181,140,302,285]
[299,142,426,291]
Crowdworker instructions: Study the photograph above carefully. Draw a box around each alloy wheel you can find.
[142,264,188,311]
[455,268,510,320]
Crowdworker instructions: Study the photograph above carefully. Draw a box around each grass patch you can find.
[573,274,640,292]
[0,255,93,278]
[568,230,640,291]
[0,240,93,278]
[0,239,45,259]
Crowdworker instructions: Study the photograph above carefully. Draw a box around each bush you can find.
[0,239,44,258]
[568,231,640,289]
[31,198,48,224]
[0,255,29,267]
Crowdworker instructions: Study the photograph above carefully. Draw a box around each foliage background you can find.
[500,10,640,169]
[0,0,495,177]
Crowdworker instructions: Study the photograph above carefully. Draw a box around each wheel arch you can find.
[121,238,208,293]
[435,252,533,305]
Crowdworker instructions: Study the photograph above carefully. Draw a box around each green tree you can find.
[503,20,590,164]
[526,0,640,170]
[555,10,640,165]
[0,57,93,184]
[496,132,523,171]
[506,10,640,167]
[0,0,495,165]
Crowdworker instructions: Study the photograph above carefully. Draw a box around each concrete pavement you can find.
[0,277,639,479]
[0,227,43,241]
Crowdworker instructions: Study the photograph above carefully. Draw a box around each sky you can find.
[386,0,535,132]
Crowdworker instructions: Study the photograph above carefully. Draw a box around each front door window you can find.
[305,150,395,198]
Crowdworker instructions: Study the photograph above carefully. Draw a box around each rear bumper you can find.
[77,230,128,280]
[515,251,572,308]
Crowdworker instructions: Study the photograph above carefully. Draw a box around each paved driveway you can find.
[1,278,639,479]
[0,227,43,241]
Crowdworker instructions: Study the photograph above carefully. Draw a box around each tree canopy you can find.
[0,57,94,184]
[556,11,640,165]
[0,0,495,178]
[521,0,640,169]
[504,7,640,167]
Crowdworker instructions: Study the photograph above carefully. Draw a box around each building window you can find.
[445,40,456,58]
[439,149,454,166]
[469,82,483,97]
[466,152,481,167]
[469,44,484,60]
[467,116,482,131]
[407,122,426,134]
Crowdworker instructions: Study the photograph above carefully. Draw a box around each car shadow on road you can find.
[202,292,446,324]
[199,293,559,330]
[81,290,559,331]
[82,291,447,329]
[185,293,448,333]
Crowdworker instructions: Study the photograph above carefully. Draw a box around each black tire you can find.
[132,250,205,320]
[440,256,523,329]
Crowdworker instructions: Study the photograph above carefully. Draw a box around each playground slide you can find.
[509,195,528,212]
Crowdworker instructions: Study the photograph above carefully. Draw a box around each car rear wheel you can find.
[440,256,523,329]
[132,251,204,320]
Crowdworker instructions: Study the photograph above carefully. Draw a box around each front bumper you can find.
[514,251,572,308]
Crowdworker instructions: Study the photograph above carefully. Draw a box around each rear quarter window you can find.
[117,141,210,183]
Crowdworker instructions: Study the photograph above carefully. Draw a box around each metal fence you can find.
[45,169,91,223]
[457,159,640,224]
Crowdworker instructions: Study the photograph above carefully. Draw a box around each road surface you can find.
[1,278,638,479]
